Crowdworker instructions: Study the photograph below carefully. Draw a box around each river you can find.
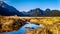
[2,22,42,34]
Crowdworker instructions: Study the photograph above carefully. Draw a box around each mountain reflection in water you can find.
[3,22,40,34]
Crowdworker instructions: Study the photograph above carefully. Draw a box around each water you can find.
[3,22,41,34]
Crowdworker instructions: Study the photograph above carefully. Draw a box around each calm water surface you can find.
[3,22,42,34]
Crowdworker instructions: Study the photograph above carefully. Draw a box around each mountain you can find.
[24,8,60,16]
[27,8,44,16]
[0,1,23,16]
[44,8,51,16]
[50,10,60,16]
[0,6,14,16]
[0,1,60,16]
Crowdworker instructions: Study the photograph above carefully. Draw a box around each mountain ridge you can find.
[0,1,60,16]
[0,1,24,16]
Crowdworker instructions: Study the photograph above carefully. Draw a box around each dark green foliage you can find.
[50,10,60,16]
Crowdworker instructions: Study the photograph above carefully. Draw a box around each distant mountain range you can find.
[22,8,60,17]
[0,1,60,16]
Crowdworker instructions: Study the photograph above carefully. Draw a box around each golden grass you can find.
[0,16,60,34]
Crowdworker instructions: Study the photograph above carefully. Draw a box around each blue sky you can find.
[3,0,59,11]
